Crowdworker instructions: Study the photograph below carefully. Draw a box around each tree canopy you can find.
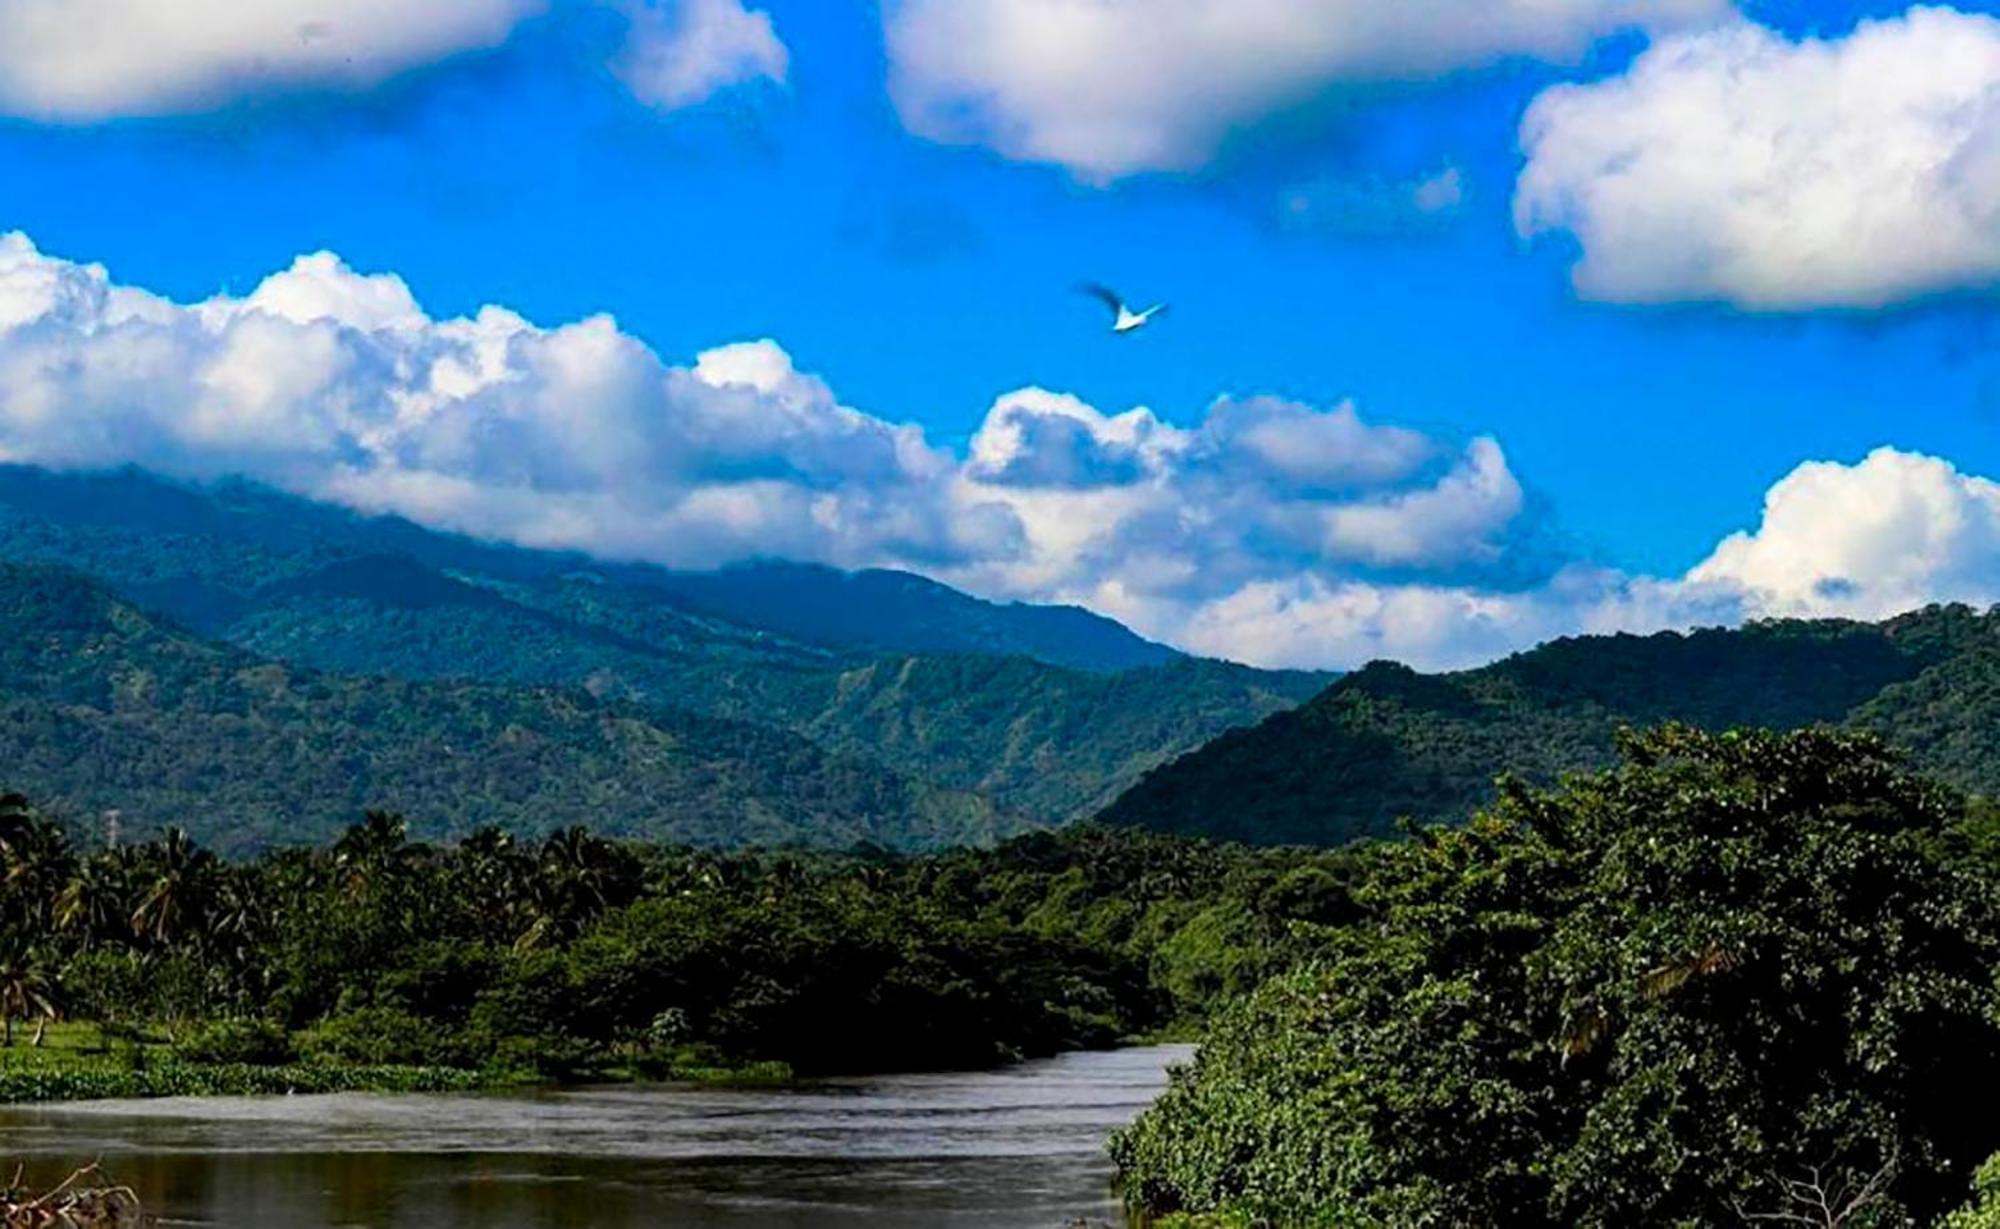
[1112,726,2000,1226]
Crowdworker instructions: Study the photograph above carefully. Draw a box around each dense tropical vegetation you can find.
[0,792,1359,1102]
[1112,726,2000,1226]
[0,563,1010,853]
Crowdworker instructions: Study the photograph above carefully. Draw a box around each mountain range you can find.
[0,465,1324,850]
[16,463,2000,858]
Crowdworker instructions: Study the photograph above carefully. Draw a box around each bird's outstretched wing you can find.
[1079,282,1126,316]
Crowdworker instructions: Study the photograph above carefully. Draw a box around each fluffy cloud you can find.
[0,233,995,569]
[1517,7,2000,308]
[946,387,1529,634]
[883,0,1730,180]
[0,0,541,119]
[4,232,1998,673]
[609,0,787,110]
[1687,448,2000,618]
[1153,447,2000,671]
[0,0,787,120]
[0,231,1550,667]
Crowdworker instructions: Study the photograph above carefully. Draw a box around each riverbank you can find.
[0,1059,492,1104]
[0,1022,796,1106]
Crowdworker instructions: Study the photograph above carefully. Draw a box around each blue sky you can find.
[2,0,2000,668]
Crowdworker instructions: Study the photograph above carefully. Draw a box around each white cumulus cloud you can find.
[1687,447,2000,618]
[0,0,542,120]
[0,231,1550,668]
[0,233,992,569]
[0,0,789,120]
[945,387,1529,632]
[884,0,1731,181]
[1517,6,2000,308]
[1103,445,2000,670]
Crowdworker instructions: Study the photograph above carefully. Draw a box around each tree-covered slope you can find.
[767,653,1324,820]
[0,564,1011,854]
[0,465,1326,826]
[1102,607,1997,845]
[216,568,1321,822]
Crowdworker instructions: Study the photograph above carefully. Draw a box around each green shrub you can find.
[173,1018,294,1066]
[300,1006,477,1069]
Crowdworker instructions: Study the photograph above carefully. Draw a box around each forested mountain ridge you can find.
[0,562,1012,854]
[1101,604,2000,845]
[0,464,1326,829]
[0,464,1170,671]
[216,557,1321,821]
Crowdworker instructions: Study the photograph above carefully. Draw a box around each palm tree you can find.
[0,798,73,929]
[455,827,532,942]
[54,858,129,947]
[540,827,636,910]
[202,868,266,964]
[129,828,217,948]
[0,940,58,1047]
[521,827,640,947]
[333,811,428,901]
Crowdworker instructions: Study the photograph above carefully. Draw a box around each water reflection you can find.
[0,1045,1191,1227]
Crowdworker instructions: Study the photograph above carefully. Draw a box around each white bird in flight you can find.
[1082,283,1167,334]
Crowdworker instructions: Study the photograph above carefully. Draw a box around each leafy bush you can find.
[300,1006,476,1069]
[1114,726,2000,1227]
[173,1018,294,1066]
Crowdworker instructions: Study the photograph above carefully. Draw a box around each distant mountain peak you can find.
[626,558,1177,673]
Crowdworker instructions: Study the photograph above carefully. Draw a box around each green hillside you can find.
[0,466,1324,826]
[0,563,1010,854]
[1101,605,2000,845]
[200,554,1321,819]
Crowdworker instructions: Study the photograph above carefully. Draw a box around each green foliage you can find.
[172,1018,294,1065]
[301,1007,480,1069]
[1113,726,2000,1227]
[1944,1155,2000,1229]
[0,797,1344,1100]
[0,1060,487,1104]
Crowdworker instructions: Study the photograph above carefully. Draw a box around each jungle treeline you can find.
[0,799,1356,1081]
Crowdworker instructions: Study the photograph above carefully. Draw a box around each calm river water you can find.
[0,1044,1192,1227]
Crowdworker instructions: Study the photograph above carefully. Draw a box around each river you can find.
[0,1044,1192,1227]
